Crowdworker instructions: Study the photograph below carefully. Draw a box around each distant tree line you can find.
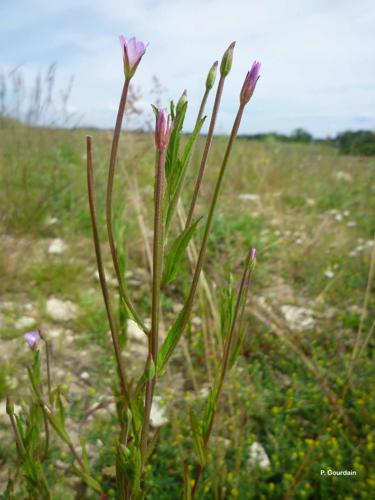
[239,128,375,156]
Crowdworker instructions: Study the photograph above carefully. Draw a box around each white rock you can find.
[172,303,184,314]
[238,193,260,202]
[191,316,202,327]
[0,401,6,418]
[93,270,117,287]
[45,216,58,226]
[281,305,315,331]
[80,371,90,380]
[48,238,67,255]
[46,297,77,321]
[15,316,36,330]
[334,171,353,182]
[150,396,168,427]
[324,269,335,279]
[48,327,64,339]
[247,442,271,469]
[127,319,147,343]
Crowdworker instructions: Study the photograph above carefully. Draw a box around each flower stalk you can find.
[140,110,169,466]
[87,135,129,404]
[106,79,147,333]
[185,43,235,230]
[191,247,256,496]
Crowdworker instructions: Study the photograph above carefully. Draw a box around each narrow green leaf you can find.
[151,104,159,117]
[131,447,142,495]
[183,462,192,500]
[202,374,219,436]
[73,466,103,495]
[165,102,187,186]
[162,217,202,286]
[165,116,205,231]
[80,436,89,472]
[156,307,185,376]
[43,407,71,444]
[220,274,235,342]
[189,410,206,466]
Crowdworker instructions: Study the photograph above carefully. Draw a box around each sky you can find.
[1,0,375,137]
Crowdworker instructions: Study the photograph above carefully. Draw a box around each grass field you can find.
[0,116,374,498]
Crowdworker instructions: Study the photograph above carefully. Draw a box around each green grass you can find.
[0,118,374,498]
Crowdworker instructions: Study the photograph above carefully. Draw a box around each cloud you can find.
[1,0,375,135]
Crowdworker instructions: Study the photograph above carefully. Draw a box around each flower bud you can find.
[6,396,14,416]
[205,61,218,90]
[240,61,261,104]
[251,248,257,261]
[176,90,188,115]
[155,108,171,152]
[119,35,147,80]
[220,41,236,78]
[144,356,155,381]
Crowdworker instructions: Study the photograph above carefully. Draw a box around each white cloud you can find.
[1,0,375,135]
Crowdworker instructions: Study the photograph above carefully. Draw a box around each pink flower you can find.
[155,108,171,152]
[240,61,261,104]
[24,330,41,349]
[119,35,147,79]
[251,248,257,261]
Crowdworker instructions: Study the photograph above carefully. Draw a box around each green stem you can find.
[86,136,129,403]
[185,75,226,230]
[106,79,147,333]
[42,334,53,406]
[196,87,210,125]
[140,149,166,465]
[183,104,246,338]
[192,247,253,496]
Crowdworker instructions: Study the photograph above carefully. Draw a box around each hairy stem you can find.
[86,136,129,402]
[106,79,147,332]
[140,150,166,465]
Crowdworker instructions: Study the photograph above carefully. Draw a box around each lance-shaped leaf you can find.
[228,255,255,369]
[157,307,185,376]
[220,273,235,343]
[165,101,187,188]
[189,410,206,466]
[202,373,220,436]
[131,447,142,495]
[183,462,192,500]
[73,466,103,495]
[80,436,89,472]
[43,406,71,445]
[165,115,206,231]
[162,217,202,286]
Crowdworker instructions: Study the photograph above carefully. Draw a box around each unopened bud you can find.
[176,90,188,115]
[240,61,261,105]
[220,41,235,78]
[154,108,171,152]
[6,396,14,416]
[205,61,218,90]
[144,357,155,381]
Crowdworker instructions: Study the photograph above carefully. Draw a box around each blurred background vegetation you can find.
[0,67,374,498]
